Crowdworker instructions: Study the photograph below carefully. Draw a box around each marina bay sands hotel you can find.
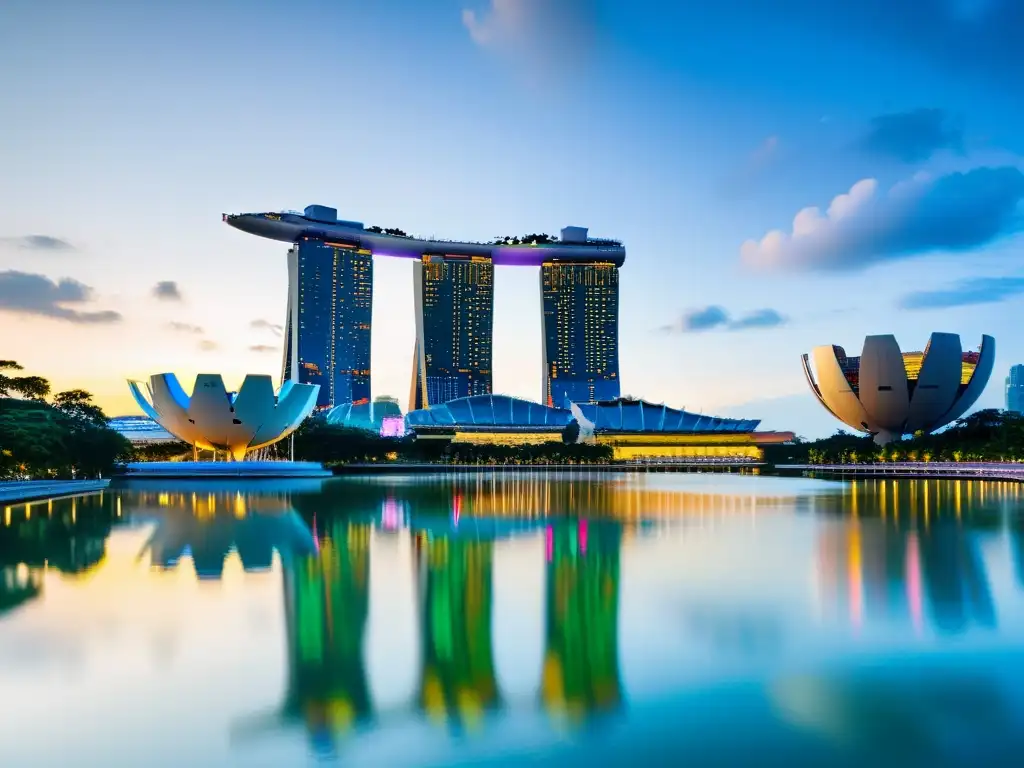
[225,205,625,411]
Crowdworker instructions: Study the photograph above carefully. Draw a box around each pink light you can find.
[545,525,553,562]
[452,494,462,526]
[381,497,401,530]
[579,519,588,555]
[380,416,405,438]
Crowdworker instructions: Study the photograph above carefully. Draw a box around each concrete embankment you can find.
[0,479,110,504]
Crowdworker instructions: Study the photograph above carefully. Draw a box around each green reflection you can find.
[282,520,373,748]
[542,520,623,724]
[416,533,500,730]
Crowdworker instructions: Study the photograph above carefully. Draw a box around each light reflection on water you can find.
[1,473,1024,766]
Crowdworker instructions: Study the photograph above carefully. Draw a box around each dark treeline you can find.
[290,420,613,466]
[0,361,132,479]
[765,410,1024,465]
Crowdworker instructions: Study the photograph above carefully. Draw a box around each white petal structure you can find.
[128,373,319,460]
[802,334,995,444]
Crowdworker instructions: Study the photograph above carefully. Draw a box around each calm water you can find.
[3,472,1024,767]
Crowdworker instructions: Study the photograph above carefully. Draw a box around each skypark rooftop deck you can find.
[224,204,626,267]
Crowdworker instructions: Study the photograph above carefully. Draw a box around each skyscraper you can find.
[283,238,372,409]
[1006,364,1024,414]
[541,262,620,407]
[410,255,494,410]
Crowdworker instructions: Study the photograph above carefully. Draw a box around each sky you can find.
[1,0,1022,438]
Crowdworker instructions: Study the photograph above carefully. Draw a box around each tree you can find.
[0,361,51,400]
[52,389,108,427]
[561,420,581,445]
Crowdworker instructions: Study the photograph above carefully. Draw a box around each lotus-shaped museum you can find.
[128,374,319,460]
[802,334,995,444]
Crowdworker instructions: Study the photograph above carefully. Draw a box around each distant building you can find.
[405,394,790,460]
[284,238,373,410]
[803,333,995,444]
[224,207,626,413]
[541,257,620,407]
[107,415,175,444]
[327,396,404,436]
[1007,365,1024,414]
[410,255,494,410]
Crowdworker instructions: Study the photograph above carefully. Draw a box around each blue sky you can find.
[1,0,1022,437]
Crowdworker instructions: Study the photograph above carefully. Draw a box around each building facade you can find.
[226,207,626,413]
[541,262,620,407]
[1007,365,1024,414]
[410,255,494,410]
[283,239,373,409]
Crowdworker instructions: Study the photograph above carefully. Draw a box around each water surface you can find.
[2,472,1024,766]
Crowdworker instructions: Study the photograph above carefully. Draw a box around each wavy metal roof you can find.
[405,395,759,433]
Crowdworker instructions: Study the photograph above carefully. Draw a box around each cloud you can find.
[0,271,121,324]
[859,108,964,163]
[0,235,75,251]
[681,306,730,332]
[741,166,1024,271]
[198,340,217,352]
[661,306,787,333]
[152,281,183,302]
[250,318,283,336]
[249,344,278,353]
[167,321,203,334]
[730,308,788,329]
[899,276,1024,309]
[744,1,1023,91]
[462,0,596,74]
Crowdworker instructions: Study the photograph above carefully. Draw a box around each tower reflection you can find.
[414,532,500,731]
[281,518,373,755]
[542,520,623,723]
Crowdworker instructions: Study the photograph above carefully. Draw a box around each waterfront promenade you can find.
[334,460,763,474]
[0,479,110,504]
[778,462,1024,482]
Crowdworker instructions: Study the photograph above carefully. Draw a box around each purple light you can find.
[380,416,405,437]
[381,497,402,530]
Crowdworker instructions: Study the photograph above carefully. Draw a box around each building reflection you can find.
[542,520,623,723]
[281,518,373,756]
[815,480,1000,635]
[299,472,801,526]
[129,488,317,579]
[414,532,500,731]
[0,492,116,617]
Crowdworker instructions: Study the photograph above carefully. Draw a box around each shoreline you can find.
[776,463,1024,483]
[330,462,765,475]
[0,479,111,505]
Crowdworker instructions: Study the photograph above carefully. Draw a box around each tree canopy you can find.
[0,363,131,479]
[764,409,1024,465]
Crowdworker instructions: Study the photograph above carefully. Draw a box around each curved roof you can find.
[224,208,625,267]
[405,395,759,433]
[326,400,403,431]
[573,399,760,433]
[406,395,574,428]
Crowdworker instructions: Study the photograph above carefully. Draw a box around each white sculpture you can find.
[802,334,994,445]
[128,373,319,460]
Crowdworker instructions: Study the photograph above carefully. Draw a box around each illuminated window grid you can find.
[452,431,564,446]
[611,445,763,461]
